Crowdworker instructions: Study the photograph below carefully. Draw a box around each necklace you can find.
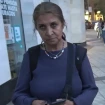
[44,41,65,59]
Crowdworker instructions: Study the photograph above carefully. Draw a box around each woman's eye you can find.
[51,23,57,28]
[39,25,46,30]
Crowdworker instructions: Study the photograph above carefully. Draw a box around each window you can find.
[0,0,25,78]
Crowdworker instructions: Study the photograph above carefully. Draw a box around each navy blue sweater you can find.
[12,47,98,105]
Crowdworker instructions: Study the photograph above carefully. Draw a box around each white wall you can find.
[50,0,86,43]
[69,0,86,43]
[20,0,38,50]
[0,4,11,85]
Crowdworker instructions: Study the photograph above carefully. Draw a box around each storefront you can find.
[0,0,26,79]
[0,0,27,104]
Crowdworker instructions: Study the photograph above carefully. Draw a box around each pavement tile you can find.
[93,74,98,78]
[93,70,105,77]
[93,97,105,105]
[102,80,105,83]
[93,83,105,105]
[99,68,105,73]
[89,59,105,68]
[96,81,105,98]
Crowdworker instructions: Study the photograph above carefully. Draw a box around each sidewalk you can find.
[86,29,105,105]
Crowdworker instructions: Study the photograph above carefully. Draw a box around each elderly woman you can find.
[12,2,98,105]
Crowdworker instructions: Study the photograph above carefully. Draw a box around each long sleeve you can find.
[73,55,98,105]
[12,52,36,105]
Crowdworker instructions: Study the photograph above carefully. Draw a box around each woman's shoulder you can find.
[23,44,41,58]
[67,42,87,51]
[28,44,41,52]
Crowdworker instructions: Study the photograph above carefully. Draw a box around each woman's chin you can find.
[45,39,58,45]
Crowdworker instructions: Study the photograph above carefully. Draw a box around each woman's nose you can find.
[46,27,53,36]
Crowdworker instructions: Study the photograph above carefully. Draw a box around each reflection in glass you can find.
[1,0,25,78]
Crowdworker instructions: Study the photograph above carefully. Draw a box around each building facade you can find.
[0,0,85,104]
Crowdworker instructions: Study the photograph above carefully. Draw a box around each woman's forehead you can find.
[37,13,60,24]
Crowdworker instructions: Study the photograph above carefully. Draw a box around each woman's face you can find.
[36,13,64,45]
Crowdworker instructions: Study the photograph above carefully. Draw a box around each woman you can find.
[12,2,98,105]
[102,21,105,45]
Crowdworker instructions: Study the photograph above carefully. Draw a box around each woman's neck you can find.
[44,40,67,52]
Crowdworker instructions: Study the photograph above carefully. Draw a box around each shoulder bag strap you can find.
[62,43,75,101]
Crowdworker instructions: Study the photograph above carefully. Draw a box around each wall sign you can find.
[14,27,21,42]
[4,24,15,44]
[0,0,17,16]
